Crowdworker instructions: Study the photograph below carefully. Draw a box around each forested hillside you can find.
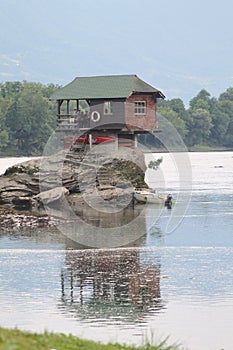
[0,81,233,156]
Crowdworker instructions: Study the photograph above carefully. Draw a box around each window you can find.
[104,101,112,114]
[134,101,146,115]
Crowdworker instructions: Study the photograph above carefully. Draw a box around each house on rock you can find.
[50,74,165,149]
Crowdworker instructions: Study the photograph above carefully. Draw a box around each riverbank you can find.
[0,327,182,350]
[141,145,233,153]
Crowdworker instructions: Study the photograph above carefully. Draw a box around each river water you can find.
[0,152,233,350]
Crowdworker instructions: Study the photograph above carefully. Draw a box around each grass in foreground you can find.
[0,327,182,350]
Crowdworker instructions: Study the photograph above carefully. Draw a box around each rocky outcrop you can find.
[0,147,148,230]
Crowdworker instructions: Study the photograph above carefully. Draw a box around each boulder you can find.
[33,186,69,205]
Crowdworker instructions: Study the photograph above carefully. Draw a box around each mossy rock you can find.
[4,165,39,176]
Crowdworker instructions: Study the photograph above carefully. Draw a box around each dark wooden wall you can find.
[89,99,125,129]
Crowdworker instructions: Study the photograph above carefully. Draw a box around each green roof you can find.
[50,74,165,100]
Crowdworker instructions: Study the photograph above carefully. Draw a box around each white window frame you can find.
[134,101,146,115]
[103,101,113,115]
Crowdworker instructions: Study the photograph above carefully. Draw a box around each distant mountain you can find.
[1,0,232,105]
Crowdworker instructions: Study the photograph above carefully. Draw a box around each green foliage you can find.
[0,130,8,150]
[189,89,211,110]
[186,108,213,146]
[157,87,233,149]
[0,328,183,350]
[157,105,187,139]
[219,87,233,101]
[0,81,58,156]
[148,157,163,170]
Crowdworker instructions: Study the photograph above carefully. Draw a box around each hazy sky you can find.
[0,0,232,104]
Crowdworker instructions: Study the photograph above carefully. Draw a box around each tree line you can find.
[156,88,233,149]
[0,81,233,156]
[0,81,58,156]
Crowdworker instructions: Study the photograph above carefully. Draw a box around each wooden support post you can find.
[61,270,65,299]
[89,134,92,149]
[57,100,60,116]
[67,100,70,117]
[57,100,63,126]
[70,268,73,302]
[115,134,118,150]
[134,134,138,148]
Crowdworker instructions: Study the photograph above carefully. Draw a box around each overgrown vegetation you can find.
[4,164,39,175]
[0,81,233,156]
[148,157,163,170]
[0,328,182,350]
[103,159,148,188]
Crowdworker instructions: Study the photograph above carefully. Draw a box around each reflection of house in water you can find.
[67,202,143,228]
[58,200,148,248]
[60,249,164,322]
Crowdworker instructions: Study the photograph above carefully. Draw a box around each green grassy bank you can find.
[0,327,182,350]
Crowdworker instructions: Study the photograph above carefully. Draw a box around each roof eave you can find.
[156,91,166,99]
[128,90,165,99]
